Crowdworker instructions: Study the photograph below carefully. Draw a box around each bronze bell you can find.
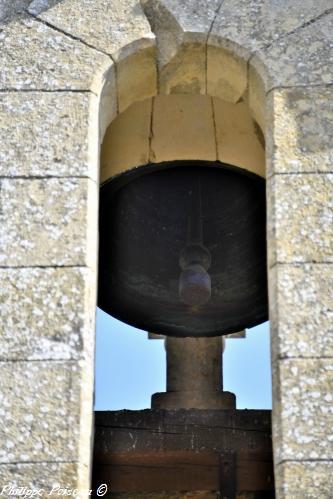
[98,161,268,337]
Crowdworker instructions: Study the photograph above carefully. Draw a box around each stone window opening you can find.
[92,89,275,497]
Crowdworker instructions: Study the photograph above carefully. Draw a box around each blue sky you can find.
[94,308,272,410]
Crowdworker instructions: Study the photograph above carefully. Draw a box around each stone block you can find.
[0,92,99,179]
[0,17,111,91]
[143,0,221,43]
[160,42,206,94]
[99,65,118,141]
[267,174,333,266]
[142,0,221,95]
[213,98,265,177]
[0,361,86,463]
[117,46,157,113]
[254,11,333,91]
[275,461,333,499]
[267,87,333,176]
[150,94,216,162]
[272,358,333,462]
[269,264,333,359]
[248,64,266,133]
[0,462,80,497]
[29,0,155,62]
[0,0,31,23]
[0,267,95,361]
[209,0,333,57]
[101,98,152,183]
[0,178,98,267]
[207,45,247,103]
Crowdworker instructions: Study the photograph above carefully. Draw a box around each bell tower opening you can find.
[93,94,274,498]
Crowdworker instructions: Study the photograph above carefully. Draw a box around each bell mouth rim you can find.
[100,160,265,196]
[96,302,268,338]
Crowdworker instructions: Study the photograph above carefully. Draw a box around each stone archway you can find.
[0,1,332,498]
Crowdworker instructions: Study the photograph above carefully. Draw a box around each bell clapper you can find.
[179,173,212,307]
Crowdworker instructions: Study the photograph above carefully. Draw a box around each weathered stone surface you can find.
[213,98,265,177]
[267,174,333,266]
[142,0,220,94]
[209,0,332,57]
[210,4,333,97]
[269,264,333,360]
[0,0,30,24]
[29,0,155,62]
[117,46,157,112]
[152,336,236,410]
[0,462,80,496]
[254,11,333,91]
[143,0,221,43]
[267,87,333,176]
[101,98,152,183]
[207,45,247,103]
[0,16,111,91]
[209,5,333,99]
[0,178,97,267]
[0,268,95,361]
[0,92,99,179]
[275,461,333,499]
[272,358,333,462]
[0,361,83,463]
[142,0,221,58]
[160,42,206,94]
[248,64,266,133]
[101,94,264,181]
[99,65,118,141]
[150,94,216,162]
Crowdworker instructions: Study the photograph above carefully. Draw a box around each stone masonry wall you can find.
[0,1,332,498]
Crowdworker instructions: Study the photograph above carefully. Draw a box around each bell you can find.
[98,161,268,337]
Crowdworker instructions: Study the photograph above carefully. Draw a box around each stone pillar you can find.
[265,84,333,498]
[0,2,156,494]
[152,336,235,409]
